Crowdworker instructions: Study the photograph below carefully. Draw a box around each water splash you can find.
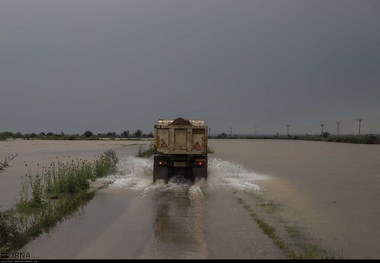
[207,158,268,192]
[189,184,205,201]
[108,156,153,191]
[107,156,267,193]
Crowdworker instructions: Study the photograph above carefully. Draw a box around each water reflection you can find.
[150,178,207,259]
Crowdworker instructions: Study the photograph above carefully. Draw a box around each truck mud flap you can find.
[153,166,168,182]
[153,156,169,182]
[193,166,207,181]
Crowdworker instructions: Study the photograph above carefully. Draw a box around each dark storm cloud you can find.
[1,0,379,135]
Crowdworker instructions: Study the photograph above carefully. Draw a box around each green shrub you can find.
[136,144,155,158]
[0,150,118,252]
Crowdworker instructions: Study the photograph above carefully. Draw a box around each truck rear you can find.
[153,118,208,183]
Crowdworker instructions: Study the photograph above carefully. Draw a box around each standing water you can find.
[93,155,283,259]
[20,139,380,259]
[10,140,285,259]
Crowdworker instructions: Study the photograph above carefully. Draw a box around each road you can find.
[21,177,285,259]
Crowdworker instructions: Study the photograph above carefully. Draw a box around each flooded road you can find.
[3,139,380,259]
[20,154,284,259]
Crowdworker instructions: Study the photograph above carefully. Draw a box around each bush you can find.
[136,144,155,158]
[0,209,21,247]
[1,150,119,252]
[0,154,18,173]
[363,134,377,144]
[83,131,93,138]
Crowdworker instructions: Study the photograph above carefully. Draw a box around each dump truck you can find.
[153,117,208,183]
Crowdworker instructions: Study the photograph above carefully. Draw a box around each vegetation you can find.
[136,144,155,158]
[0,154,18,173]
[4,128,377,145]
[236,196,334,259]
[0,130,154,141]
[207,146,215,154]
[212,133,380,145]
[133,129,143,138]
[1,126,379,145]
[0,150,118,253]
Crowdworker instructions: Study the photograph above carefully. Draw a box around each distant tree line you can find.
[212,133,380,144]
[0,129,153,141]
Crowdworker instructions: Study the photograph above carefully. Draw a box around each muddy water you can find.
[110,155,279,259]
[20,152,284,259]
[4,139,380,259]
[0,140,149,210]
[21,155,285,259]
[209,139,380,259]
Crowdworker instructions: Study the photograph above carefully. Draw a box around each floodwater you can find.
[0,139,149,210]
[2,139,380,259]
[209,139,380,259]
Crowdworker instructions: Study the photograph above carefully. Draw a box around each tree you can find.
[121,130,130,138]
[133,129,143,138]
[106,132,116,138]
[218,133,228,138]
[83,131,93,138]
[322,132,330,139]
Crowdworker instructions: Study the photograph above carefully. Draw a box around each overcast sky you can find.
[1,0,379,135]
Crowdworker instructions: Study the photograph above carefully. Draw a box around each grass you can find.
[135,144,155,158]
[259,200,280,214]
[236,196,334,259]
[0,150,118,253]
[207,146,215,154]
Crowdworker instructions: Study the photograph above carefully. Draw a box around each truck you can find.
[153,117,208,183]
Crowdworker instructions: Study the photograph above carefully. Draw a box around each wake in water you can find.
[207,158,268,192]
[104,156,268,194]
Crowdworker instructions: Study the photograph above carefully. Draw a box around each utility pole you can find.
[208,128,211,138]
[336,122,340,136]
[320,124,325,135]
[254,125,257,136]
[357,118,363,135]
[286,125,290,136]
[230,127,232,137]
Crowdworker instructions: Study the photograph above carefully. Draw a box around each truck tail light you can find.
[195,161,204,166]
[157,161,167,166]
